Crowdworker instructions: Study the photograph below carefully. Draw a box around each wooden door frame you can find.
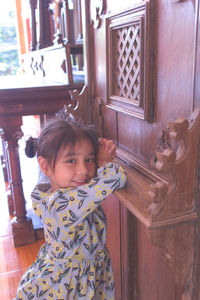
[193,0,200,110]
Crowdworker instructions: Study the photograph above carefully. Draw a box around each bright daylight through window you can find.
[0,0,20,76]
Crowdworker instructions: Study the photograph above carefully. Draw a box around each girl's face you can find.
[45,138,96,192]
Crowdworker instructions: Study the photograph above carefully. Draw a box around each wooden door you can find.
[82,0,200,299]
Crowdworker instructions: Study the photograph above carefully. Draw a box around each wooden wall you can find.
[83,0,200,299]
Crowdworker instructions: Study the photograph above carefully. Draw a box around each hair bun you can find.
[25,137,37,158]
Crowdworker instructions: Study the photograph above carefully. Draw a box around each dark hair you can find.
[25,118,99,169]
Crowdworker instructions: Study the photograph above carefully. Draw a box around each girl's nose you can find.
[77,161,88,175]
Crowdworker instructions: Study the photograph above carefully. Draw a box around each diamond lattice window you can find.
[113,24,141,103]
[106,1,154,122]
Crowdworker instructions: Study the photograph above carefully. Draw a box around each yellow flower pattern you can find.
[16,163,127,300]
[44,217,55,228]
[95,184,112,200]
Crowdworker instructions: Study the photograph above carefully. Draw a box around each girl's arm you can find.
[32,162,127,227]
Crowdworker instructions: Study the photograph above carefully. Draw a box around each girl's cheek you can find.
[92,165,96,176]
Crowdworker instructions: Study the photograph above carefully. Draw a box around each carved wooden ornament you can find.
[148,110,200,298]
[150,110,199,226]
[90,0,105,29]
[115,109,200,299]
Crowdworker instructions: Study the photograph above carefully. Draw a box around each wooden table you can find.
[0,75,84,246]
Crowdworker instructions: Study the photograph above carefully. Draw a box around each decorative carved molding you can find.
[149,110,200,227]
[22,44,83,84]
[117,109,200,227]
[22,45,66,79]
[115,108,200,299]
[149,110,200,298]
[106,0,155,122]
[58,85,89,123]
[90,0,105,29]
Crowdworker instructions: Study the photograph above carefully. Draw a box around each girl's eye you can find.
[86,157,95,163]
[66,159,76,164]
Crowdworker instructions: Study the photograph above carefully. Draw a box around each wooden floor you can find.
[0,146,44,299]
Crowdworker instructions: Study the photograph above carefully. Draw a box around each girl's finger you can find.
[108,142,116,153]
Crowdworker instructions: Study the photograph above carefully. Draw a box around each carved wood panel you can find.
[106,0,155,122]
[193,0,200,109]
[84,0,198,299]
[114,108,200,299]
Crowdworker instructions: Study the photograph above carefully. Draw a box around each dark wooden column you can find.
[0,135,14,215]
[60,0,71,44]
[30,0,38,50]
[74,0,83,44]
[38,0,53,48]
[0,116,35,247]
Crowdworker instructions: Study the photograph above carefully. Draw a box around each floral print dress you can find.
[16,163,127,300]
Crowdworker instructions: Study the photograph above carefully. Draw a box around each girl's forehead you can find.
[61,138,94,154]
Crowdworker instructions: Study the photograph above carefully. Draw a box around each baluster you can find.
[29,0,38,50]
[0,134,14,215]
[38,0,53,49]
[0,117,35,247]
[60,0,71,44]
[74,0,83,43]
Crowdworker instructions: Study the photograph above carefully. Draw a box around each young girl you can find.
[16,118,127,300]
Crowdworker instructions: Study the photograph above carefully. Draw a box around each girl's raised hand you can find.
[97,138,116,167]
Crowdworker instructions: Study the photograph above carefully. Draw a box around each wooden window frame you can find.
[106,0,155,122]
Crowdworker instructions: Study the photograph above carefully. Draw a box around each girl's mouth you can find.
[73,179,88,186]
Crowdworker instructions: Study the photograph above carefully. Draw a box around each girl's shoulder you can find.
[31,183,51,203]
[36,183,51,192]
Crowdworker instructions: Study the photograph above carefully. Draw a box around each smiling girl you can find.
[16,118,127,300]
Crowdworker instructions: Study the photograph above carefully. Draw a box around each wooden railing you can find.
[0,76,85,247]
[22,1,84,85]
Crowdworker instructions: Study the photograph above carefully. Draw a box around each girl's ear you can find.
[38,156,51,176]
